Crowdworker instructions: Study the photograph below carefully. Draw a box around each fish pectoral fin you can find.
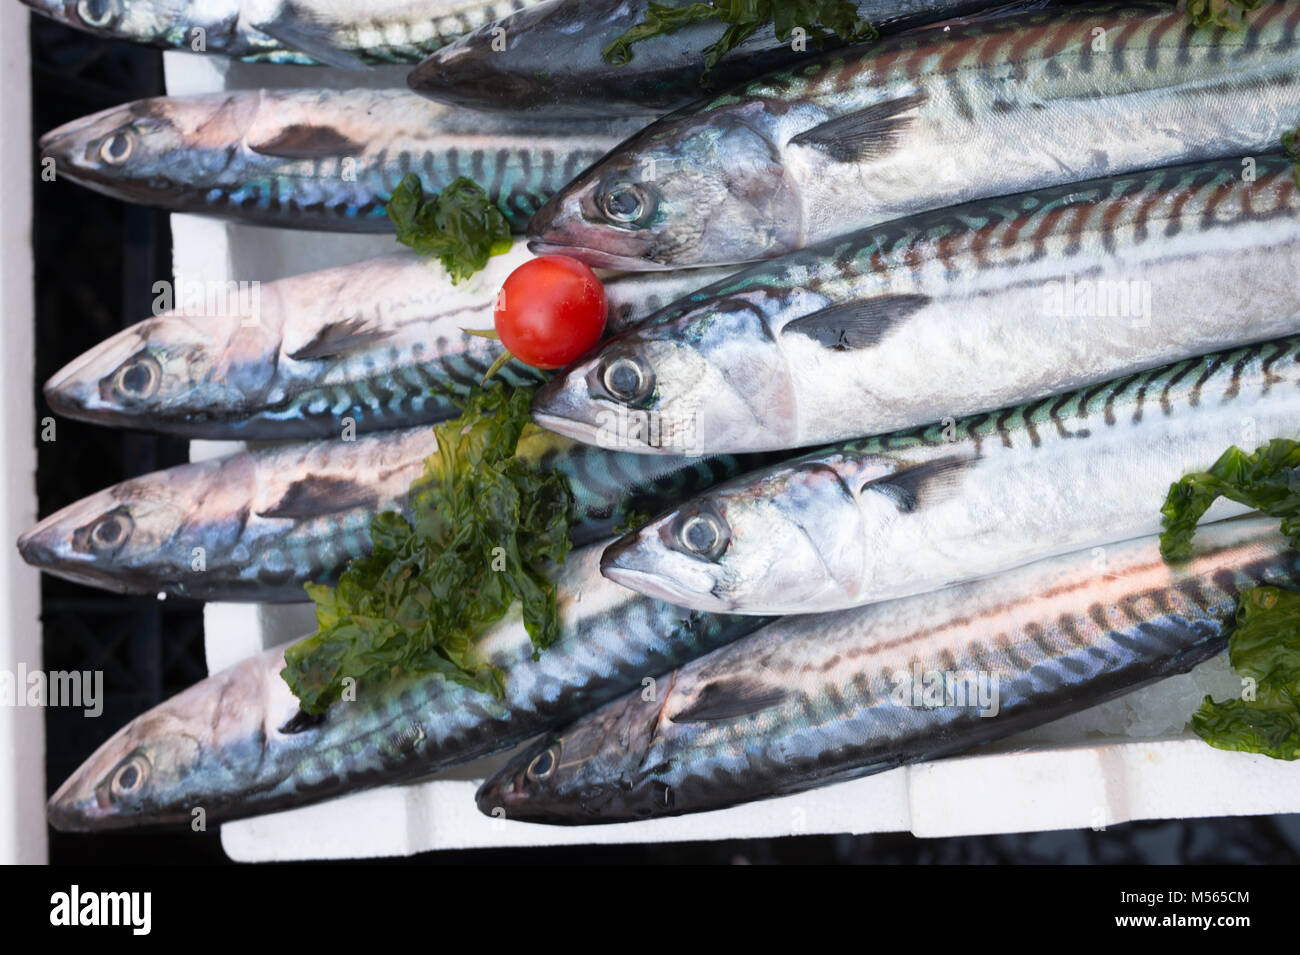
[278,708,326,734]
[288,316,394,361]
[250,16,373,71]
[859,453,978,513]
[789,92,928,163]
[249,123,367,160]
[781,295,931,350]
[668,677,787,724]
[257,475,379,519]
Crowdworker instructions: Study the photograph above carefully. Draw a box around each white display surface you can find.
[157,51,1300,862]
[1,1,45,866]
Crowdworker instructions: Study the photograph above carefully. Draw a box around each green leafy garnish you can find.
[281,384,573,714]
[1159,438,1300,562]
[1184,0,1262,30]
[386,173,512,283]
[1284,127,1300,189]
[1190,586,1300,760]
[1159,438,1300,759]
[602,1,877,75]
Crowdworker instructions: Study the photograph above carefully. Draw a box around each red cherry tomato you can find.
[494,255,607,370]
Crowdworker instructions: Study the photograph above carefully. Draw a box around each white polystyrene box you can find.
[160,51,1300,863]
[2,0,45,865]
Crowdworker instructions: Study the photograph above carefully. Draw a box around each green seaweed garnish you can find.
[386,174,512,283]
[281,384,573,714]
[602,1,876,75]
[1190,586,1300,760]
[1184,0,1262,30]
[1159,439,1300,562]
[1160,438,1300,759]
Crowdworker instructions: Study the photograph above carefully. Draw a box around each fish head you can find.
[44,315,278,431]
[600,458,866,612]
[39,94,255,204]
[528,103,802,269]
[17,458,239,594]
[532,294,798,454]
[20,0,211,49]
[47,652,281,830]
[477,687,676,824]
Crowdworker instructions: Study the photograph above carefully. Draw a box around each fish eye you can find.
[672,507,730,562]
[526,744,559,782]
[88,508,134,553]
[75,0,118,28]
[599,355,655,404]
[112,353,161,400]
[109,754,150,800]
[99,129,134,166]
[599,181,657,227]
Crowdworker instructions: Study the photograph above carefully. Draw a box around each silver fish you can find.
[42,242,735,440]
[16,424,785,601]
[532,155,1300,454]
[409,0,1015,117]
[600,336,1300,614]
[528,1,1300,269]
[478,516,1294,824]
[22,0,545,68]
[45,543,771,830]
[38,89,642,232]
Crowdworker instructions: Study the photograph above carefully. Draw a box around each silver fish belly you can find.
[478,517,1296,824]
[16,425,789,601]
[532,155,1300,454]
[20,0,546,67]
[44,544,771,830]
[38,89,641,231]
[527,1,1300,269]
[600,336,1300,614]
[42,243,735,440]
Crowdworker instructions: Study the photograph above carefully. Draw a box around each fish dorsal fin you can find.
[257,475,378,519]
[288,316,393,361]
[669,676,787,723]
[250,14,372,71]
[781,295,930,350]
[790,92,928,163]
[249,122,366,159]
[859,454,976,513]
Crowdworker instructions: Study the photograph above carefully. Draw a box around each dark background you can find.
[28,14,1300,866]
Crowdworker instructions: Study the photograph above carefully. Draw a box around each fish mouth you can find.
[42,332,141,424]
[46,782,117,833]
[600,534,735,611]
[526,239,669,271]
[531,374,678,455]
[527,193,667,272]
[530,373,607,447]
[17,530,137,594]
[17,508,143,595]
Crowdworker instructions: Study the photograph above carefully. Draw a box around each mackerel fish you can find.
[38,89,641,231]
[43,242,735,440]
[16,426,783,601]
[480,517,1294,824]
[533,155,1300,454]
[22,0,545,68]
[600,335,1300,614]
[45,543,771,829]
[528,0,1300,269]
[409,0,1023,117]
